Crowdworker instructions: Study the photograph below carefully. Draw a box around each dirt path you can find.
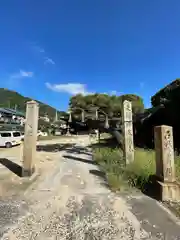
[1,136,180,239]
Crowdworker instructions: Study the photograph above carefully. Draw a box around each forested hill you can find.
[0,88,65,119]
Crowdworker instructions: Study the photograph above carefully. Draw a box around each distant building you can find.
[39,115,50,123]
[0,108,25,126]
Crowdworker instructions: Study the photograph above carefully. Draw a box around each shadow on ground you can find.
[66,146,92,156]
[89,169,111,189]
[0,143,77,177]
[140,175,161,201]
[90,137,122,149]
[37,143,74,152]
[89,169,106,178]
[0,158,22,177]
[63,155,97,165]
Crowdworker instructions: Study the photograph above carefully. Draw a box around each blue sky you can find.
[0,0,180,111]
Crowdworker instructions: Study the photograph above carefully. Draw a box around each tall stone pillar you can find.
[81,110,85,122]
[122,100,134,164]
[22,101,39,177]
[95,110,98,120]
[104,115,109,129]
[154,125,180,201]
[154,125,176,182]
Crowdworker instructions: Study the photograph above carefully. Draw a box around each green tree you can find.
[119,94,144,114]
[69,93,144,119]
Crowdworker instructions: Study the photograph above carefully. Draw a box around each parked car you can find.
[37,130,48,137]
[0,131,23,148]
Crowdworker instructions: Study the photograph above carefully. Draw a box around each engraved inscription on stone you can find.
[23,101,39,177]
[155,126,175,182]
[163,128,175,181]
[123,101,134,164]
[127,129,134,152]
[125,111,132,122]
[123,100,132,122]
[27,124,33,136]
[165,167,172,178]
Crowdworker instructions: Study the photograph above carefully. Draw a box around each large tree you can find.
[69,93,144,119]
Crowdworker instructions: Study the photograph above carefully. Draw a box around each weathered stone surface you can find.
[81,110,85,122]
[22,101,39,177]
[122,100,134,164]
[154,125,175,182]
[154,125,180,202]
[122,100,133,122]
[158,181,180,202]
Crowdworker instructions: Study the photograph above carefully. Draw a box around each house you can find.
[0,108,25,125]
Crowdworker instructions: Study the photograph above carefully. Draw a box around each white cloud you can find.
[33,45,45,53]
[110,90,118,95]
[30,42,45,53]
[108,90,124,96]
[44,57,55,65]
[46,82,125,97]
[31,42,55,65]
[46,82,92,95]
[11,70,34,79]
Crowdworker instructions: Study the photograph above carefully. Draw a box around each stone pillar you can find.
[81,110,85,122]
[154,125,180,201]
[68,112,72,123]
[104,115,109,129]
[66,126,71,136]
[122,100,134,164]
[22,101,39,177]
[154,125,176,182]
[96,129,100,143]
[66,112,72,136]
[95,110,98,120]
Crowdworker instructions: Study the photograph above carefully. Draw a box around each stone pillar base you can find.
[157,180,180,201]
[22,167,35,177]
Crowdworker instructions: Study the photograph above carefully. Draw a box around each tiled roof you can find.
[0,108,13,114]
[0,108,25,117]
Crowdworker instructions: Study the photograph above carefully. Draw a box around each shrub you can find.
[124,149,155,189]
[93,147,156,191]
[93,144,180,192]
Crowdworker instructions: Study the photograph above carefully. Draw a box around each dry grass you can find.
[93,146,180,192]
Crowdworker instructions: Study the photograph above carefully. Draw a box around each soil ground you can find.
[0,135,179,239]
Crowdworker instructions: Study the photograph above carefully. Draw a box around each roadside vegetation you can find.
[93,138,180,193]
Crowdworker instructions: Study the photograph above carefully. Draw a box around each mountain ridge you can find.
[0,88,65,119]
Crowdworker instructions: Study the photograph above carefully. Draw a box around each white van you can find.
[0,131,23,148]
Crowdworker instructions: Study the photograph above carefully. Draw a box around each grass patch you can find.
[93,145,180,193]
[175,156,180,181]
[94,148,125,191]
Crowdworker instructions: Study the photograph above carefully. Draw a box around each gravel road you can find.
[1,136,180,239]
